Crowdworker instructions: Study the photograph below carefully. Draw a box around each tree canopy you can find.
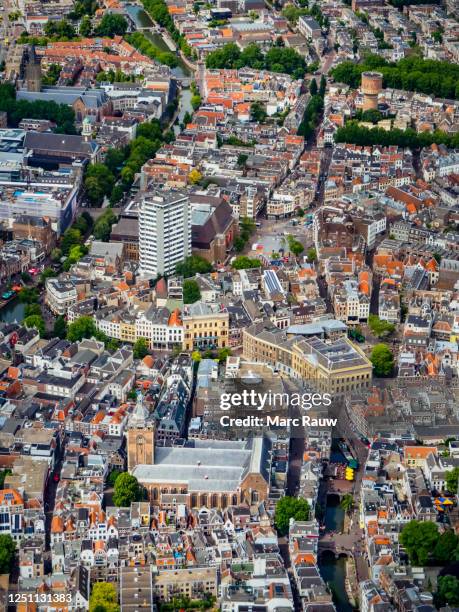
[66,316,119,351]
[61,222,87,255]
[340,493,354,514]
[18,287,39,304]
[250,101,267,123]
[95,13,128,37]
[370,343,394,377]
[69,0,97,19]
[232,256,262,270]
[433,530,459,564]
[176,255,212,278]
[24,314,45,337]
[183,279,201,304]
[53,316,67,340]
[436,575,459,608]
[205,42,309,80]
[85,164,115,206]
[62,244,88,271]
[89,582,120,612]
[287,235,304,256]
[67,316,99,343]
[282,2,329,28]
[446,467,459,494]
[0,535,15,574]
[368,314,395,338]
[0,83,75,133]
[331,54,459,100]
[93,209,117,242]
[44,19,76,38]
[133,337,149,360]
[113,473,143,507]
[274,496,310,535]
[399,520,439,566]
[107,469,122,487]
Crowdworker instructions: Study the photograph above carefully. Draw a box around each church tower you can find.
[126,391,155,472]
[82,117,92,142]
[25,45,42,93]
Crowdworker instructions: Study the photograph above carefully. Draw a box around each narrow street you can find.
[277,431,305,608]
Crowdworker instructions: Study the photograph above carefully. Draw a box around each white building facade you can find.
[139,190,191,278]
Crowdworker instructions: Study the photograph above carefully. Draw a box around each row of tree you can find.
[234,217,256,253]
[205,42,309,81]
[125,32,179,68]
[93,208,117,242]
[96,69,137,84]
[297,76,326,139]
[20,13,128,44]
[335,121,459,150]
[331,54,459,100]
[84,119,174,205]
[0,83,76,134]
[140,0,193,58]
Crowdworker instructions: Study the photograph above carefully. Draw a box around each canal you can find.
[319,494,354,611]
[0,298,25,323]
[124,4,194,133]
[124,4,192,79]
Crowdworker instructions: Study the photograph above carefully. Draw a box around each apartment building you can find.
[45,278,78,316]
[298,16,322,39]
[139,190,191,277]
[152,567,218,602]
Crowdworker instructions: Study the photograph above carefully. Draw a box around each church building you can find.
[126,393,271,510]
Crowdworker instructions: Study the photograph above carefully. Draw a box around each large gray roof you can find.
[133,437,269,492]
[18,86,108,109]
[23,131,97,156]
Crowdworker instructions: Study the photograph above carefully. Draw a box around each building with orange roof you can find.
[404,445,437,468]
[51,516,64,541]
[168,309,182,327]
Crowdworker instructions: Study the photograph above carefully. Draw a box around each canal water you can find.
[324,493,345,531]
[0,298,25,323]
[319,552,354,612]
[319,495,354,611]
[124,4,191,78]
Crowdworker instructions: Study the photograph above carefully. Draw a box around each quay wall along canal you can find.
[124,4,194,134]
[124,4,192,79]
[319,486,356,609]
